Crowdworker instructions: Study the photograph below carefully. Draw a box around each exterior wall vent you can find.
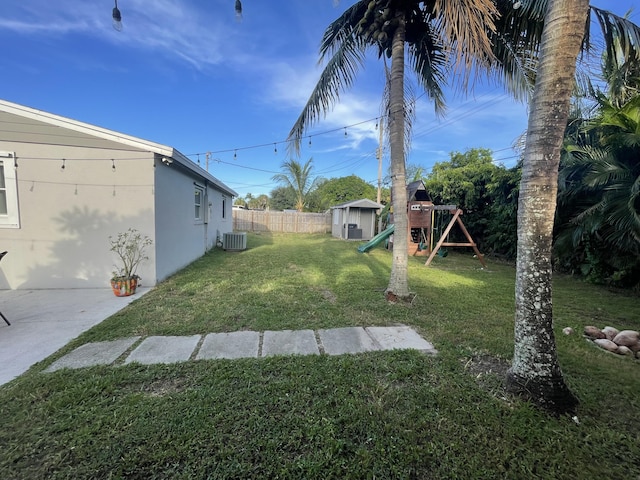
[223,232,247,251]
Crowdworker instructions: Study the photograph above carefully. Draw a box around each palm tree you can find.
[289,0,640,411]
[289,0,506,300]
[506,0,640,413]
[271,158,320,212]
[556,94,640,286]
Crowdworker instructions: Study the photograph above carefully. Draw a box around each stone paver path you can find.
[45,325,437,373]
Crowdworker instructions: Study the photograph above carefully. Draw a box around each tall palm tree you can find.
[507,0,640,413]
[271,158,320,212]
[289,0,505,300]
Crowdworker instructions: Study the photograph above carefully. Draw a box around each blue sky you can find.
[1,0,636,198]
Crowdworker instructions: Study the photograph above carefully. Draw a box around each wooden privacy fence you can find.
[233,209,331,234]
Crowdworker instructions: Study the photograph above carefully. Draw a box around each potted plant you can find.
[109,228,152,297]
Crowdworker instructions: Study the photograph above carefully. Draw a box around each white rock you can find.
[593,338,619,353]
[562,327,574,335]
[612,330,640,347]
[602,326,619,341]
[616,346,632,356]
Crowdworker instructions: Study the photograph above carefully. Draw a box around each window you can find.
[0,152,19,228]
[194,186,204,221]
[222,197,227,219]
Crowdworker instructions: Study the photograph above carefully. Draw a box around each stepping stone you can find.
[125,335,201,365]
[262,329,319,357]
[365,326,437,354]
[319,327,380,355]
[196,331,260,360]
[45,337,141,372]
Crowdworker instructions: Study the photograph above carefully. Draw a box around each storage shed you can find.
[331,199,383,241]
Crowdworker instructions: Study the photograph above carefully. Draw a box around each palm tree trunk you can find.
[385,14,410,300]
[506,0,588,414]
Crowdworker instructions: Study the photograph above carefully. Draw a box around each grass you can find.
[1,233,639,479]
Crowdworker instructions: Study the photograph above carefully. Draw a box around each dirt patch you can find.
[140,377,189,397]
[462,353,511,401]
[318,288,337,304]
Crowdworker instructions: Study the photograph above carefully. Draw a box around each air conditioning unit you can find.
[223,232,247,251]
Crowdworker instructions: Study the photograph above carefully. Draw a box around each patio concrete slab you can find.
[45,337,141,372]
[196,331,260,360]
[0,287,151,386]
[319,327,381,355]
[365,326,437,354]
[125,335,201,365]
[262,329,319,357]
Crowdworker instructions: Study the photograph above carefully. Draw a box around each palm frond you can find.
[288,26,368,153]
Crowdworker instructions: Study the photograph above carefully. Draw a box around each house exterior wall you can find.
[153,158,234,283]
[0,139,156,289]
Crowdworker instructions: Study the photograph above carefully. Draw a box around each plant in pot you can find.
[109,228,152,297]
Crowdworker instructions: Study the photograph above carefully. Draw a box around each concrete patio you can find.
[0,288,150,386]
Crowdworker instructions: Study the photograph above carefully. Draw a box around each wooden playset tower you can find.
[391,180,486,267]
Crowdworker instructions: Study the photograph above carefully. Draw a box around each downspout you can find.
[203,180,209,253]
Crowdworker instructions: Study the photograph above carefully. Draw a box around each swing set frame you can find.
[423,207,486,267]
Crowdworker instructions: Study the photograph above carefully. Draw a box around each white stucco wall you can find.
[0,140,156,289]
[153,158,234,283]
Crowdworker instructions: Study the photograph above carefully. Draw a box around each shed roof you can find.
[0,99,237,197]
[331,198,383,209]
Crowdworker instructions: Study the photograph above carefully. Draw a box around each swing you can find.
[434,212,448,257]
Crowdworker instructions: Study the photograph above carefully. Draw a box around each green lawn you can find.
[1,233,638,479]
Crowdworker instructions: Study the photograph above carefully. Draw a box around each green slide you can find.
[357,225,395,253]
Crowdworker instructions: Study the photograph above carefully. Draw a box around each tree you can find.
[289,0,504,300]
[506,0,640,414]
[556,94,640,287]
[269,186,297,211]
[271,158,321,212]
[423,148,520,256]
[316,175,378,206]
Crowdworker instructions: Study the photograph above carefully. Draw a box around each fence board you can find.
[233,209,331,234]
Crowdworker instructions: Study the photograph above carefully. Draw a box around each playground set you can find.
[358,180,486,268]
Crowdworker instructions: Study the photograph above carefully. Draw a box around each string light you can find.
[234,150,237,160]
[112,186,116,197]
[344,127,348,137]
[274,143,278,154]
[29,181,34,192]
[308,136,312,147]
[61,159,66,171]
[74,184,78,195]
[111,159,116,172]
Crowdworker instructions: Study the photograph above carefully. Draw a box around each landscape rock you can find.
[616,345,632,356]
[584,326,606,339]
[602,326,619,341]
[612,330,640,348]
[593,338,619,353]
[562,327,574,335]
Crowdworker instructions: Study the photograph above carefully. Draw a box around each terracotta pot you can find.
[110,277,138,297]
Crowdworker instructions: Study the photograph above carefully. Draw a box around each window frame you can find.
[194,185,205,223]
[0,152,20,229]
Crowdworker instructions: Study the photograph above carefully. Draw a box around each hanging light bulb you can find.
[513,1,522,9]
[112,0,123,31]
[235,0,243,21]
